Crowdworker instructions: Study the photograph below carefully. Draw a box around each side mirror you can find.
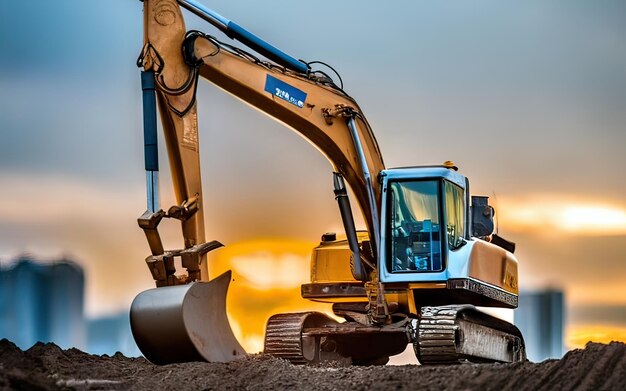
[471,196,495,237]
[471,196,516,253]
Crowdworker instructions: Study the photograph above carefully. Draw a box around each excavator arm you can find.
[139,0,386,282]
[137,0,209,286]
[132,0,385,364]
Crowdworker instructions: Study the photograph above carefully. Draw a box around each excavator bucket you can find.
[130,270,245,364]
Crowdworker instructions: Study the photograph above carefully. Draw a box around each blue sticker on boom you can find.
[264,75,307,108]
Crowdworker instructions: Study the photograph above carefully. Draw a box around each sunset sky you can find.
[1,0,625,355]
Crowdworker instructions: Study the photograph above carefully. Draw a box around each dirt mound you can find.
[1,339,625,390]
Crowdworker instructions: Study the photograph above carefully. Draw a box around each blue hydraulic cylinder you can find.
[141,71,159,212]
[225,22,309,74]
[178,0,309,74]
[141,71,158,172]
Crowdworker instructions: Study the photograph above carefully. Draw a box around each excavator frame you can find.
[130,0,526,365]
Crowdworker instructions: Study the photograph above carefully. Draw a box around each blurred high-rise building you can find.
[515,289,565,362]
[0,256,85,350]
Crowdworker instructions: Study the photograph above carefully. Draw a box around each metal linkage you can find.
[177,0,309,73]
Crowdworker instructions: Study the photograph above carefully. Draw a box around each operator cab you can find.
[303,163,519,310]
[379,164,468,282]
[375,164,519,309]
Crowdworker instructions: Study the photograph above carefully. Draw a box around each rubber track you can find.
[416,306,526,365]
[264,312,312,364]
[416,306,460,364]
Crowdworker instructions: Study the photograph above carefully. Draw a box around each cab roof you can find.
[381,166,467,189]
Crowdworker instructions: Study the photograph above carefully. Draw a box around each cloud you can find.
[569,305,626,327]
[0,173,143,225]
[498,195,626,235]
[0,0,140,74]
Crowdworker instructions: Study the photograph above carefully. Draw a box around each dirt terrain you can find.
[1,339,625,391]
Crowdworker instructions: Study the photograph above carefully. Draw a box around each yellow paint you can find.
[407,282,447,289]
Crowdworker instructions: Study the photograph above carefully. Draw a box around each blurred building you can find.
[514,289,565,362]
[87,312,141,357]
[0,256,143,357]
[0,256,86,350]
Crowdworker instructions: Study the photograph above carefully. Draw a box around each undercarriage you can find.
[264,305,525,365]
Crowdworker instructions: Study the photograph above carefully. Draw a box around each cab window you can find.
[443,181,465,250]
[388,180,442,272]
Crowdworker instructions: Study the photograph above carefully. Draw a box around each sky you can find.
[1,0,625,354]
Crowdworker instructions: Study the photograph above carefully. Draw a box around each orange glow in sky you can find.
[499,197,626,235]
[567,325,626,350]
[206,239,336,353]
[560,206,626,233]
[223,244,311,290]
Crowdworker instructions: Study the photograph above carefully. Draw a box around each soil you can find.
[1,339,625,391]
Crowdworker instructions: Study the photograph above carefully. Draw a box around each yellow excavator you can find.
[130,0,526,365]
